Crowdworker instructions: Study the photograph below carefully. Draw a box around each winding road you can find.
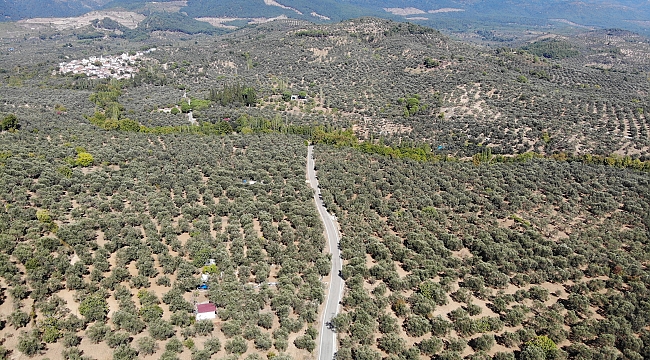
[306,145,344,360]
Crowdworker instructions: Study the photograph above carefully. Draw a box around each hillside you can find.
[4,18,650,157]
[4,0,650,36]
[0,0,112,19]
[0,17,649,360]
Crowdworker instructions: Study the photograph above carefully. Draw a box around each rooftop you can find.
[196,302,216,313]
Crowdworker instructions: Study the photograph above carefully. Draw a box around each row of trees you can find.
[208,84,258,107]
[0,123,326,359]
[315,144,650,359]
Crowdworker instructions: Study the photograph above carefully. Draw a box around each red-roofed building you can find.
[195,302,217,321]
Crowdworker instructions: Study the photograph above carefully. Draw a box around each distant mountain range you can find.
[3,0,650,35]
[0,0,112,19]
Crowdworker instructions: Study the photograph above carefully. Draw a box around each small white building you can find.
[195,302,216,321]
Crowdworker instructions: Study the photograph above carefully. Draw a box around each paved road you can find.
[307,145,344,360]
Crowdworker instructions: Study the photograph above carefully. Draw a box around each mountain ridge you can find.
[3,0,650,36]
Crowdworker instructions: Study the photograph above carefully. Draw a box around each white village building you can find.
[195,302,217,321]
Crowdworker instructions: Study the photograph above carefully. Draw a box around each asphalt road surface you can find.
[307,145,344,360]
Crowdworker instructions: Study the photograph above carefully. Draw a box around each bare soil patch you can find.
[18,11,145,30]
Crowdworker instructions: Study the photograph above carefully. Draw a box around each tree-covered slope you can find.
[138,12,223,35]
[4,0,650,36]
[110,18,650,158]
[4,17,650,159]
[0,0,110,19]
[182,0,384,22]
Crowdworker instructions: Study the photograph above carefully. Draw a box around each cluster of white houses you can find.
[58,49,156,79]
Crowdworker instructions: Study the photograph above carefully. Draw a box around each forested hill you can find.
[180,0,650,34]
[0,0,111,19]
[179,0,383,23]
[3,16,650,159]
[4,0,650,35]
